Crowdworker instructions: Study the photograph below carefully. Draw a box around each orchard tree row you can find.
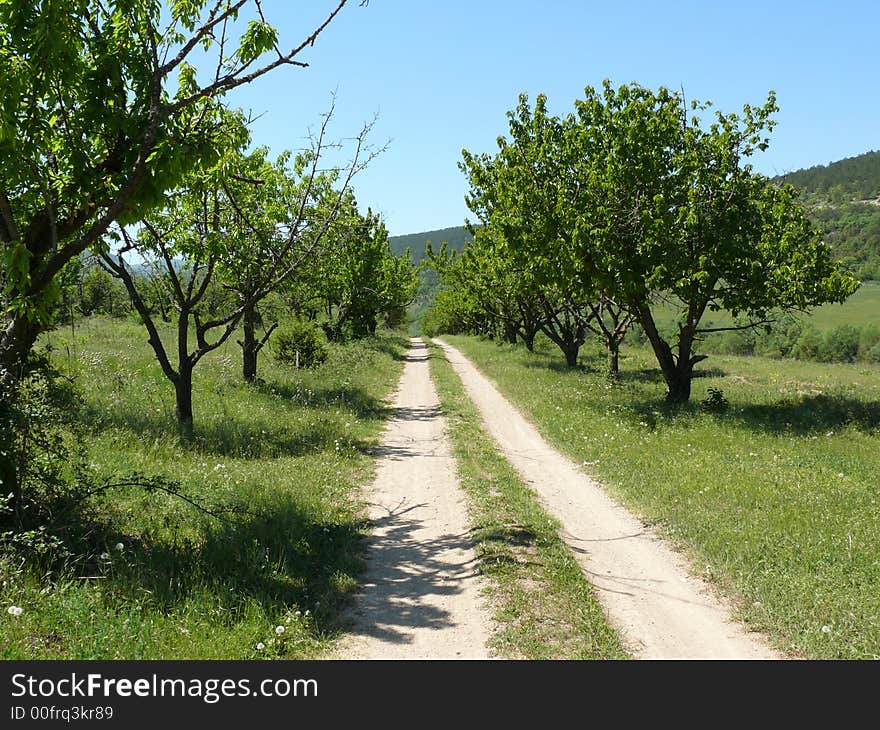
[426,82,859,401]
[0,1,416,530]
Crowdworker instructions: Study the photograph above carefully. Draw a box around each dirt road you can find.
[436,339,781,659]
[333,339,493,659]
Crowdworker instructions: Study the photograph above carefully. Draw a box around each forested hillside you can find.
[775,150,880,280]
[775,150,880,201]
[388,225,472,263]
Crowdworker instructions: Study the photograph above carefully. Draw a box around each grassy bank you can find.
[427,343,627,659]
[443,334,880,659]
[1,317,406,659]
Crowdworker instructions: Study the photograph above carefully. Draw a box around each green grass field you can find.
[443,334,880,659]
[651,279,880,330]
[1,317,406,659]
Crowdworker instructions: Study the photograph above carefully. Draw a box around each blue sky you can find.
[222,1,880,236]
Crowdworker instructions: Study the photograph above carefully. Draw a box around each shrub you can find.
[701,387,729,413]
[858,323,880,361]
[819,324,860,363]
[791,325,822,360]
[272,319,328,369]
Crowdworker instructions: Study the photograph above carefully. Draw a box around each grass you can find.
[426,342,627,659]
[806,279,880,329]
[1,316,406,659]
[442,333,880,659]
[651,279,880,331]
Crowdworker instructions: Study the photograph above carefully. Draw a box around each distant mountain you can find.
[773,150,880,201]
[389,225,472,263]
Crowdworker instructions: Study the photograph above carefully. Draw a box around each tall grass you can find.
[1,317,406,659]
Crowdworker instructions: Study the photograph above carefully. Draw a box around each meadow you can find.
[443,334,880,659]
[1,317,406,659]
[651,279,880,331]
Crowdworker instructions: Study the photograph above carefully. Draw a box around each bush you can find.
[819,324,860,363]
[701,387,729,413]
[272,319,328,369]
[791,325,822,361]
[858,323,880,361]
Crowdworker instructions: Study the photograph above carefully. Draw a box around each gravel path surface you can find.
[333,339,493,659]
[436,338,781,659]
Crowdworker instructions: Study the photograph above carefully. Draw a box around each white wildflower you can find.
[821,625,831,634]
[100,552,110,560]
[7,605,23,616]
[275,625,285,635]
[114,542,124,551]
[256,642,265,651]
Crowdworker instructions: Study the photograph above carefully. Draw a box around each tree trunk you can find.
[241,300,258,382]
[0,419,20,524]
[637,305,704,403]
[175,366,194,441]
[562,342,579,367]
[176,311,194,440]
[664,364,693,402]
[522,328,536,352]
[0,314,41,520]
[636,304,695,402]
[503,321,517,345]
[607,344,620,379]
[0,313,39,388]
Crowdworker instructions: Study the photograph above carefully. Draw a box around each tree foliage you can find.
[316,200,418,340]
[0,0,354,379]
[455,82,859,399]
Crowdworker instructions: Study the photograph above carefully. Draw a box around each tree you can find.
[213,110,375,382]
[568,82,859,400]
[463,83,859,398]
[102,111,372,436]
[78,260,130,317]
[460,93,630,371]
[317,203,417,340]
[0,0,359,508]
[427,230,546,350]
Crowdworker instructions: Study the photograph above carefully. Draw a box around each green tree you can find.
[0,0,357,508]
[461,94,632,371]
[215,105,375,381]
[427,230,546,350]
[568,82,859,400]
[102,114,372,435]
[317,203,417,340]
[464,83,859,398]
[79,261,129,317]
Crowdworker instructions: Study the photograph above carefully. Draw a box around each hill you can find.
[774,150,880,201]
[389,225,472,263]
[774,150,880,280]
